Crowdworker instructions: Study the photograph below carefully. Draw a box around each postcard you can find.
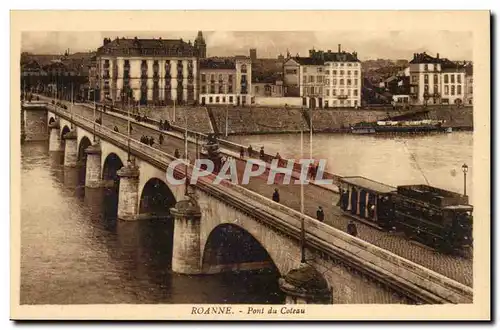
[11,10,490,321]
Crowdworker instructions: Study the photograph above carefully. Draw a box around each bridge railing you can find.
[84,101,343,188]
[50,105,473,304]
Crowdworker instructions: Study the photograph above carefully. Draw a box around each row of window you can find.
[201,73,234,83]
[330,62,359,67]
[412,73,464,84]
[303,76,359,86]
[444,85,462,96]
[421,84,463,96]
[201,85,233,94]
[326,70,359,76]
[301,69,360,76]
[303,86,359,97]
[325,99,359,107]
[204,95,234,103]
[326,89,359,97]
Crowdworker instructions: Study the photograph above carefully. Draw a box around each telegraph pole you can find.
[300,122,306,264]
[93,85,96,142]
[184,107,189,195]
[309,99,313,160]
[127,92,131,162]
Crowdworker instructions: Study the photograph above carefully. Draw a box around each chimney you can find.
[338,44,341,53]
[437,53,440,59]
[250,48,257,60]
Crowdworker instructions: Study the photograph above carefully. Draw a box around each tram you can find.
[338,176,473,252]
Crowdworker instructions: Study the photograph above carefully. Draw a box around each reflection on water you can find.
[21,141,284,305]
[229,132,474,204]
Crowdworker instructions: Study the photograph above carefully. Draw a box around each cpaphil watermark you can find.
[165,158,333,186]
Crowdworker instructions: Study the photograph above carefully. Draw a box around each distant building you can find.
[95,33,205,105]
[252,74,284,97]
[250,49,285,99]
[198,56,252,106]
[284,45,361,108]
[409,52,466,106]
[464,64,473,105]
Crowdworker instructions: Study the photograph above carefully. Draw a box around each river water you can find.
[20,131,473,304]
[20,142,284,305]
[229,132,474,204]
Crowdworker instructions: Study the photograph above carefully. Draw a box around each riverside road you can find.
[42,96,472,288]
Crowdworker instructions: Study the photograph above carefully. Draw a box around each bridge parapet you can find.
[51,105,473,305]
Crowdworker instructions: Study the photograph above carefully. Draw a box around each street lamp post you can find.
[462,163,468,196]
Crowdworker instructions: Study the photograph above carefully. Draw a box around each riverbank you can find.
[136,104,473,135]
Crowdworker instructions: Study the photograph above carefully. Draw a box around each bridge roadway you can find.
[45,97,472,288]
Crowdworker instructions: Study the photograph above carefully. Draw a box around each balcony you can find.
[433,92,441,98]
[337,95,348,99]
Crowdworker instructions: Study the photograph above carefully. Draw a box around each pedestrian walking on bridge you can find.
[316,206,325,222]
[159,133,164,145]
[347,220,358,237]
[174,148,180,159]
[240,146,245,158]
[247,145,253,157]
[260,146,265,160]
[272,188,280,203]
[113,126,119,132]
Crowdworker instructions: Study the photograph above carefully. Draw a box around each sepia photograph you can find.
[10,10,491,321]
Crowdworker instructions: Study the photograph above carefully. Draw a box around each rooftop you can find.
[200,58,236,70]
[409,52,469,72]
[96,37,199,57]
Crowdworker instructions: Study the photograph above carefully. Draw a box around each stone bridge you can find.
[21,101,473,305]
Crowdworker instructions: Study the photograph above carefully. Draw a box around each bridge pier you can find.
[279,264,332,304]
[63,130,78,167]
[116,160,140,221]
[48,122,62,152]
[22,104,48,141]
[170,195,202,275]
[84,142,102,188]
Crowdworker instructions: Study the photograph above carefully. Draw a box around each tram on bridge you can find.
[338,176,473,253]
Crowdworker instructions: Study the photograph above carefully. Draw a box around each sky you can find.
[21,31,473,61]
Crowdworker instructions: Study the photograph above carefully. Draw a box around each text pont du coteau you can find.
[191,306,306,315]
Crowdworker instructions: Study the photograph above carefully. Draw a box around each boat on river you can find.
[350,119,449,134]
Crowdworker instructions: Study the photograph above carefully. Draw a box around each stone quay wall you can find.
[91,101,473,135]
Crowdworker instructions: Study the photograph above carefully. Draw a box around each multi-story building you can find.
[198,56,252,106]
[283,45,361,108]
[250,49,285,98]
[464,63,473,105]
[252,75,284,98]
[408,52,466,106]
[95,32,207,105]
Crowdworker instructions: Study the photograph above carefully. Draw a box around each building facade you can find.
[283,46,361,108]
[409,52,466,106]
[198,56,252,106]
[95,32,207,105]
[464,64,473,105]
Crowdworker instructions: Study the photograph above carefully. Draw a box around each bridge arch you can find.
[202,223,281,276]
[60,125,71,140]
[102,152,124,184]
[78,136,92,162]
[139,177,177,216]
